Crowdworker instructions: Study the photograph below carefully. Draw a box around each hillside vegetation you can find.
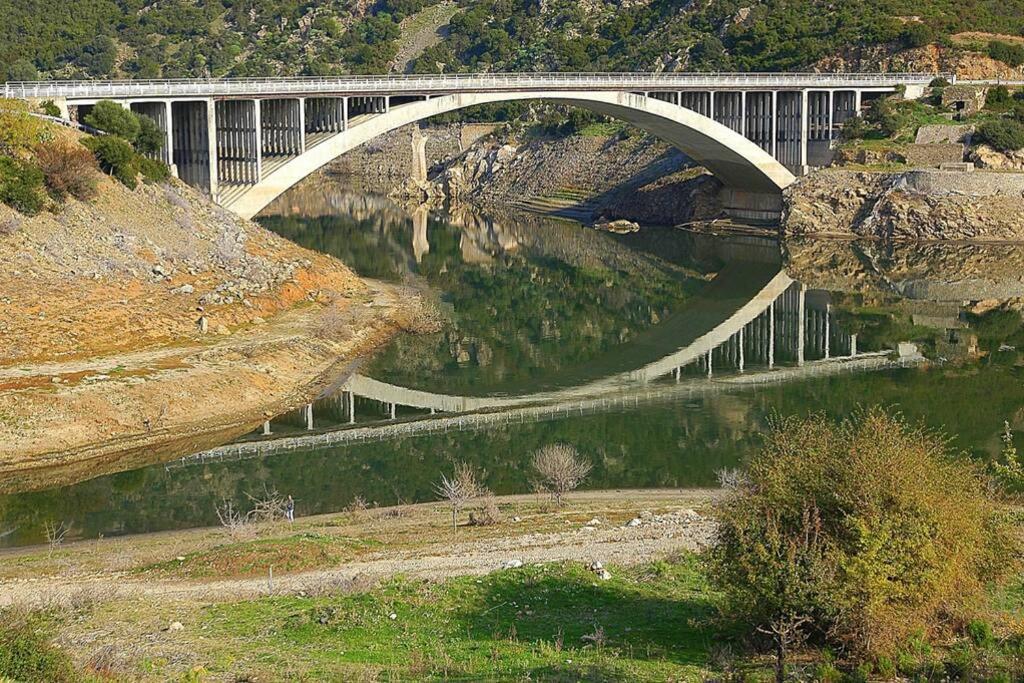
[5,0,1024,81]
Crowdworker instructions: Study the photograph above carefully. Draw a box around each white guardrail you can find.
[2,72,947,100]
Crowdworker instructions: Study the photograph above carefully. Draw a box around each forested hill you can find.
[4,0,1024,82]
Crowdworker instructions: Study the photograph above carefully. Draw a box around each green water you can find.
[2,193,1023,548]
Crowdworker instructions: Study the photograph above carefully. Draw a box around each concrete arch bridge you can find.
[5,73,936,222]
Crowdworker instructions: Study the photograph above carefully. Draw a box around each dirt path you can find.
[0,489,720,607]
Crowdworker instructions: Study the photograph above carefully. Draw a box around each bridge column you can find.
[254,100,263,181]
[850,333,858,357]
[341,97,348,130]
[799,90,809,172]
[298,98,306,154]
[828,90,835,140]
[305,403,314,430]
[204,100,218,197]
[709,91,715,123]
[854,90,862,116]
[345,390,355,424]
[771,91,778,158]
[739,91,746,137]
[263,420,272,436]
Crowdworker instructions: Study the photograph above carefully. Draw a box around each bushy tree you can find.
[865,97,900,137]
[84,101,141,142]
[986,85,1013,109]
[708,409,1016,670]
[84,135,138,189]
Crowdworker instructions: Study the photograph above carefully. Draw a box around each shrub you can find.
[0,609,79,682]
[929,76,951,88]
[986,85,1014,109]
[976,119,1024,152]
[866,97,900,136]
[0,156,46,215]
[989,40,1024,67]
[33,139,100,201]
[901,23,934,48]
[0,98,48,156]
[136,155,170,184]
[707,408,1016,666]
[39,100,61,118]
[84,100,141,142]
[841,116,867,140]
[83,135,138,189]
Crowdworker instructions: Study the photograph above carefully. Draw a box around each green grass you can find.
[139,532,382,579]
[193,556,728,680]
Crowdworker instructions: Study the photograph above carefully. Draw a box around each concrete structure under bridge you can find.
[4,72,939,223]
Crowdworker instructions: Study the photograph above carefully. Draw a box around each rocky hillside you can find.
[0,141,427,491]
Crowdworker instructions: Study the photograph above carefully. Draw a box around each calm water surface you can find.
[3,189,1024,547]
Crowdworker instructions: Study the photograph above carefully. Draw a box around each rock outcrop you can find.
[783,169,1024,241]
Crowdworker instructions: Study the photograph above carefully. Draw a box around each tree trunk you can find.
[775,639,785,683]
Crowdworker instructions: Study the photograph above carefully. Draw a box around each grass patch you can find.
[139,532,382,579]
[193,556,723,680]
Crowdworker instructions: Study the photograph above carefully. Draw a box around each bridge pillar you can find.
[346,390,355,424]
[254,100,263,181]
[771,90,778,158]
[263,420,272,436]
[170,100,214,194]
[215,99,260,189]
[305,403,314,430]
[206,99,219,197]
[799,90,809,172]
[850,333,858,357]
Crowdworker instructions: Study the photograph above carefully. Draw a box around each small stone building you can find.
[940,85,989,118]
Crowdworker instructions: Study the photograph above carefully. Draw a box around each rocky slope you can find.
[0,169,429,491]
[782,168,1024,241]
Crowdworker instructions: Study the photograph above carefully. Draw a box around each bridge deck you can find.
[4,72,941,101]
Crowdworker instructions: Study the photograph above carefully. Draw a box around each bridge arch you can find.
[226,90,797,220]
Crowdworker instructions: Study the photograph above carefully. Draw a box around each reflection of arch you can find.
[341,269,803,413]
[226,91,796,219]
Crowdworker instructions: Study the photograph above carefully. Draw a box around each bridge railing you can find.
[2,72,945,100]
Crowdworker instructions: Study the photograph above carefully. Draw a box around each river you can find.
[2,188,1024,548]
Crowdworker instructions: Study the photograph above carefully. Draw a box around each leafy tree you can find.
[5,59,38,81]
[135,114,165,156]
[84,101,141,143]
[708,408,1016,666]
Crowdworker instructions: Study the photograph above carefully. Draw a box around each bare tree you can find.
[531,444,592,507]
[43,520,70,557]
[215,500,252,540]
[434,462,483,531]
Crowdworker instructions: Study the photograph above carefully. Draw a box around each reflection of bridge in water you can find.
[170,263,922,468]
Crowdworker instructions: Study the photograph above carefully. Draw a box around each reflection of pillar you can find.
[738,328,745,372]
[389,402,397,420]
[674,367,680,383]
[850,333,858,357]
[263,420,272,435]
[412,206,430,263]
[824,304,831,359]
[797,284,806,366]
[305,403,314,430]
[707,349,713,378]
[768,301,775,369]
